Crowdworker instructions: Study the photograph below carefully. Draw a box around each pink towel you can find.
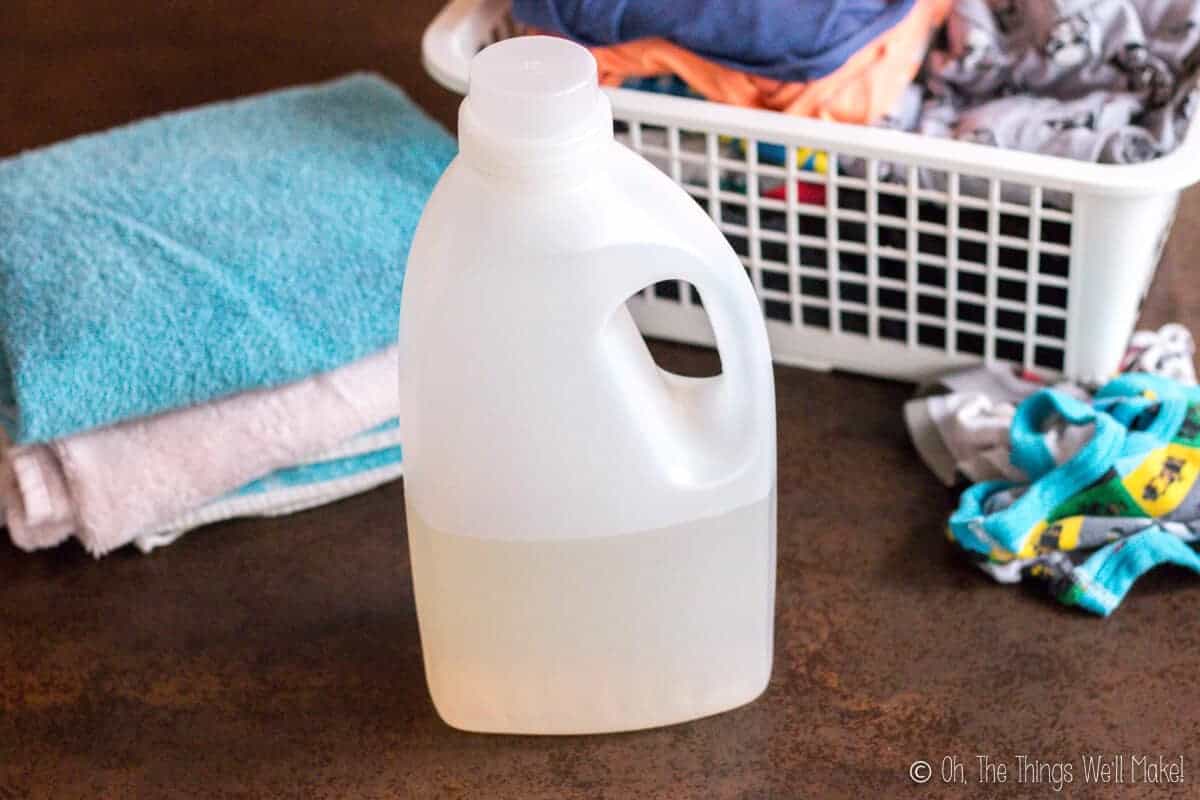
[1,346,398,556]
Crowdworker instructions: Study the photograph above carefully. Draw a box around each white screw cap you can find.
[467,36,602,140]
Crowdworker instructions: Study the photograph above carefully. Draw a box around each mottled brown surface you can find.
[2,2,1200,798]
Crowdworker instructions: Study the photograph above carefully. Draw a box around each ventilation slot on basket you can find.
[617,119,1075,375]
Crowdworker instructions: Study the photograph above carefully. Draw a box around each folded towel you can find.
[0,74,455,444]
[134,428,403,553]
[3,424,403,556]
[1,347,399,556]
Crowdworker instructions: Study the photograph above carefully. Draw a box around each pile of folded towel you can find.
[0,74,456,556]
[517,0,1200,173]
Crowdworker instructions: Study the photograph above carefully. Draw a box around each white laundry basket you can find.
[422,0,1200,383]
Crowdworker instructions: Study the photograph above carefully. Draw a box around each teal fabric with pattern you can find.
[949,374,1200,616]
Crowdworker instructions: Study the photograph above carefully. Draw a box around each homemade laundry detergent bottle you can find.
[398,36,776,734]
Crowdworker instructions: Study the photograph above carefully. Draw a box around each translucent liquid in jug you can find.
[407,490,776,734]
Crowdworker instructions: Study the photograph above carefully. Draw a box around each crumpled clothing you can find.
[949,374,1200,615]
[906,323,1198,486]
[873,0,1200,196]
[929,0,1200,104]
[1122,322,1198,383]
[512,0,918,83]
[905,364,1092,485]
[583,0,952,125]
[916,89,1188,162]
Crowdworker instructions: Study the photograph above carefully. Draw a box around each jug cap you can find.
[459,36,613,177]
[467,36,600,140]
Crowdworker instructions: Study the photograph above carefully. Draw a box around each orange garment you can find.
[583,0,952,124]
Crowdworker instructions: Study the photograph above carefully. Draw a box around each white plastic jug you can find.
[399,36,777,735]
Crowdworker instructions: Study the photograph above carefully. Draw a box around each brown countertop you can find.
[3,2,1200,797]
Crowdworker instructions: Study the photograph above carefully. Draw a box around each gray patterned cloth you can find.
[870,0,1200,200]
[905,323,1198,487]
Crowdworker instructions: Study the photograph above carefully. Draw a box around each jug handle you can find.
[586,241,775,487]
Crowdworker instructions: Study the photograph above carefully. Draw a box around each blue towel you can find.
[512,0,917,83]
[0,73,456,444]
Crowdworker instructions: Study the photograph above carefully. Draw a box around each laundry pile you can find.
[883,0,1200,194]
[516,0,1200,175]
[0,74,456,555]
[907,324,1197,485]
[515,0,950,125]
[906,325,1200,615]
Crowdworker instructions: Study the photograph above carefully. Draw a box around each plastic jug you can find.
[398,36,777,734]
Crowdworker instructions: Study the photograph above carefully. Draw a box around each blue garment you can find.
[512,0,917,82]
[0,74,456,444]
